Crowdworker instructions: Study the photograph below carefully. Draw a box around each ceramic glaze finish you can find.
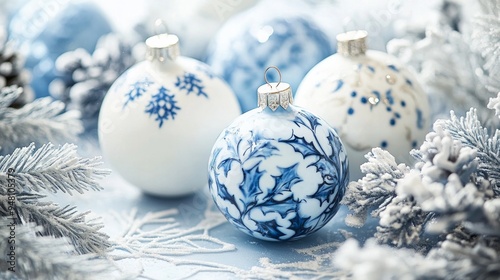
[295,50,430,180]
[208,106,349,241]
[205,3,332,113]
[99,57,241,196]
[8,1,112,98]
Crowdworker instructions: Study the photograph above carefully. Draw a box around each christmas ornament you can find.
[8,0,112,98]
[208,67,349,241]
[295,30,430,180]
[205,0,332,113]
[140,0,258,60]
[98,29,241,197]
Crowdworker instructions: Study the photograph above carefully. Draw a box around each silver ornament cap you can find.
[145,33,180,62]
[336,30,368,57]
[257,66,293,111]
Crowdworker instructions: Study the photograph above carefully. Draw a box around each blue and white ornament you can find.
[208,67,349,241]
[205,0,332,113]
[295,30,430,180]
[8,0,112,98]
[99,31,241,197]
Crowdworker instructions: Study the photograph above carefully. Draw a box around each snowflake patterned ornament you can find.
[208,67,349,241]
[295,30,431,180]
[98,30,241,196]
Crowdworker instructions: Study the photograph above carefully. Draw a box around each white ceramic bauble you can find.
[295,31,430,180]
[208,72,349,241]
[99,33,241,196]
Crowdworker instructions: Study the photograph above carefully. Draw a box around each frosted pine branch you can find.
[387,24,490,121]
[0,193,111,255]
[0,85,22,109]
[436,109,500,194]
[472,0,500,94]
[427,236,500,279]
[488,92,500,117]
[375,192,428,247]
[333,238,447,280]
[342,148,410,227]
[0,90,83,155]
[0,143,110,195]
[333,237,500,280]
[0,143,111,255]
[0,220,114,280]
[411,122,479,185]
[399,172,500,236]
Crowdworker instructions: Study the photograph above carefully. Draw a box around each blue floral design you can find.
[175,72,208,98]
[144,86,180,128]
[123,78,154,108]
[206,15,332,112]
[208,107,349,241]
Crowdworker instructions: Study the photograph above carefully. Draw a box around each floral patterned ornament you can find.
[208,70,349,241]
[205,0,333,113]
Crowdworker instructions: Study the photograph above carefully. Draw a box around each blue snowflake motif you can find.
[145,86,181,128]
[175,72,208,98]
[123,78,154,108]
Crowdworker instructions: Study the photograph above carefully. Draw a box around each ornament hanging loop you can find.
[154,19,169,36]
[264,66,282,88]
[258,66,292,111]
[146,19,180,62]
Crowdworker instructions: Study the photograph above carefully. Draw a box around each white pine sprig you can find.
[0,219,114,280]
[437,109,500,195]
[6,193,111,255]
[488,92,500,117]
[0,86,83,155]
[0,85,22,108]
[472,0,500,94]
[0,143,112,255]
[333,236,500,280]
[0,142,110,194]
[375,193,428,248]
[341,148,410,227]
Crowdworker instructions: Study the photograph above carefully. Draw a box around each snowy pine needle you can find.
[342,148,410,227]
[333,238,446,280]
[472,0,500,94]
[0,143,112,255]
[333,236,500,280]
[488,92,500,117]
[375,193,428,248]
[0,220,114,280]
[436,109,500,194]
[0,86,83,155]
[7,195,112,255]
[0,143,111,195]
